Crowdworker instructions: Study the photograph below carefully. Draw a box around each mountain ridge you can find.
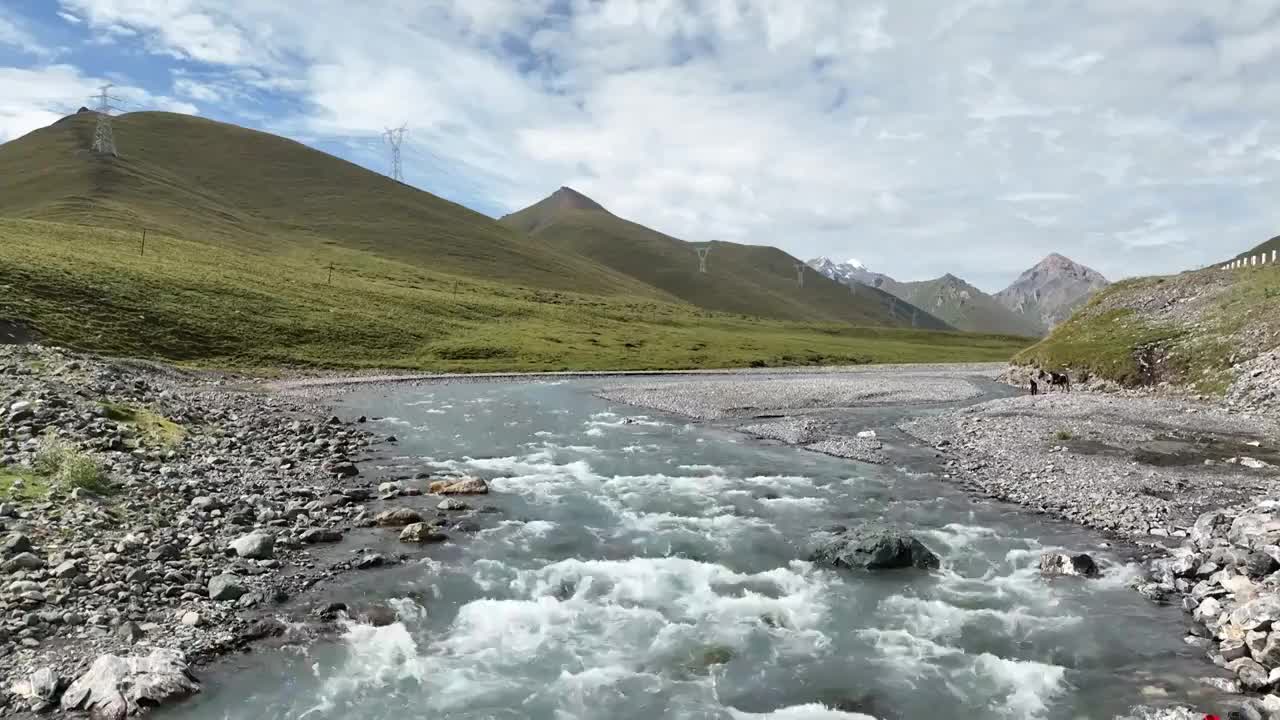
[503,190,953,329]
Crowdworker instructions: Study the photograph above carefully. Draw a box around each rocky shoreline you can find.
[0,344,493,716]
[897,392,1280,718]
[8,345,1280,719]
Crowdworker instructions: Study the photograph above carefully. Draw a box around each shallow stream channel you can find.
[162,379,1221,720]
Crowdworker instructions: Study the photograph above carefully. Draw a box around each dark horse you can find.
[1038,370,1071,393]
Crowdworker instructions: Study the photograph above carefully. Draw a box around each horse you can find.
[1047,371,1071,393]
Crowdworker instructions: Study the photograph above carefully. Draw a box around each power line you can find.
[91,84,123,156]
[383,125,407,182]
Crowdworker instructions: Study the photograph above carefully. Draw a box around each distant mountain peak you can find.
[995,252,1109,330]
[549,186,606,213]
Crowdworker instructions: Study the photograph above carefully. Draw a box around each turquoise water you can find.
[163,380,1213,720]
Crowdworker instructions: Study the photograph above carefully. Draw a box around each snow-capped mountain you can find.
[806,256,903,295]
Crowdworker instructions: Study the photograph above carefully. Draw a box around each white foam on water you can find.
[758,496,828,509]
[585,427,605,437]
[378,416,412,426]
[728,704,876,720]
[621,444,661,453]
[678,464,726,473]
[312,556,836,716]
[960,653,1068,719]
[533,430,555,437]
[743,475,818,489]
[859,629,1068,719]
[879,595,1080,641]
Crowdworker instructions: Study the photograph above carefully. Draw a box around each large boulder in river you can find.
[809,526,940,571]
[60,648,199,719]
[1038,552,1099,578]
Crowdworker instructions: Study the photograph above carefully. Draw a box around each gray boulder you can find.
[208,574,246,602]
[1230,596,1280,631]
[1,532,32,556]
[299,528,342,544]
[1229,657,1271,691]
[375,508,423,527]
[1039,552,1099,578]
[399,523,447,544]
[229,532,275,560]
[60,648,199,719]
[808,526,940,570]
[2,552,44,573]
[9,667,61,712]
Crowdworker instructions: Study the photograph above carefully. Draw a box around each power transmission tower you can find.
[695,245,711,273]
[794,262,805,287]
[383,125,407,182]
[91,84,122,156]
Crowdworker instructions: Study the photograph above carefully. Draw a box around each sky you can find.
[2,1,1279,292]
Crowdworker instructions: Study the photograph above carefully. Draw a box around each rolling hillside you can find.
[502,188,952,329]
[0,110,663,299]
[0,111,1031,371]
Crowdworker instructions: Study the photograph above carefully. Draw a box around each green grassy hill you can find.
[894,275,1045,337]
[0,111,1034,372]
[1233,235,1280,263]
[1015,265,1279,394]
[502,188,953,329]
[0,111,663,298]
[0,218,1029,371]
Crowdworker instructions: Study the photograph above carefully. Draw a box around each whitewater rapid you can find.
[163,381,1213,720]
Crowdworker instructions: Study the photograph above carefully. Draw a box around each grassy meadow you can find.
[0,218,1032,373]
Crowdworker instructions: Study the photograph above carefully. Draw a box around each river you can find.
[161,379,1215,720]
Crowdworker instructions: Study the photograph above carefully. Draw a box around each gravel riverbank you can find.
[0,345,494,716]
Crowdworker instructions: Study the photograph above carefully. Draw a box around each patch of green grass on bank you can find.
[0,218,1032,372]
[99,401,186,447]
[1016,266,1280,394]
[0,466,50,500]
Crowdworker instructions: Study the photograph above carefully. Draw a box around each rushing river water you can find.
[164,380,1216,720]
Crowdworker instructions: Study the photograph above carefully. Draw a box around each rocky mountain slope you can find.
[995,253,1109,330]
[1015,262,1280,411]
[808,258,1041,336]
[893,274,1046,336]
[502,189,954,329]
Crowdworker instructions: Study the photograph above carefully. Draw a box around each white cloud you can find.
[57,11,82,24]
[0,9,49,56]
[28,0,1280,290]
[0,65,196,142]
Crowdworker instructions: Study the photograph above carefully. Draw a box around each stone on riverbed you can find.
[430,477,489,495]
[299,527,343,544]
[399,523,447,544]
[808,525,940,570]
[208,573,246,602]
[228,531,275,560]
[1039,551,1099,578]
[9,667,61,712]
[60,648,199,719]
[375,508,423,527]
